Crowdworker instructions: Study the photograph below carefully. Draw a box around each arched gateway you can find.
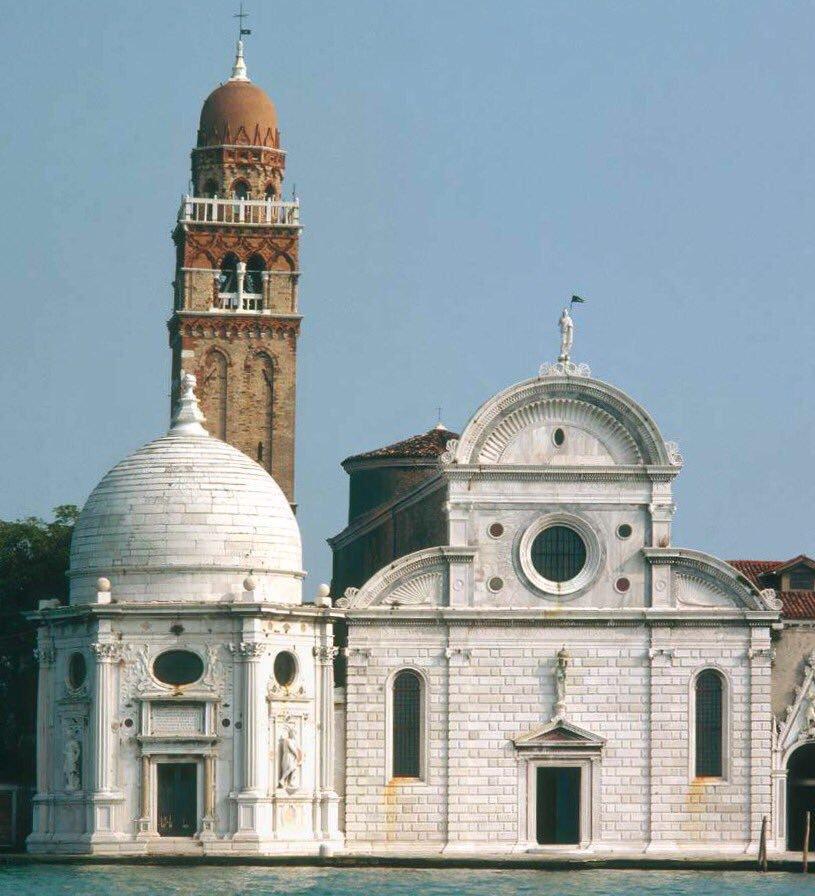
[787,743,815,851]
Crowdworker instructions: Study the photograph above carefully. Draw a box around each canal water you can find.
[0,866,810,896]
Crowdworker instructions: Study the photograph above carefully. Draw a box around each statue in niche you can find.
[558,307,574,362]
[278,726,303,791]
[63,738,81,792]
[553,646,571,719]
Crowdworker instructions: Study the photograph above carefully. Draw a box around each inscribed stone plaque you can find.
[151,702,204,735]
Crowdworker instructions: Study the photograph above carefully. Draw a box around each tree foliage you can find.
[0,506,77,783]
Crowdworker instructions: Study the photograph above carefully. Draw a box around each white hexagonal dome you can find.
[68,374,303,605]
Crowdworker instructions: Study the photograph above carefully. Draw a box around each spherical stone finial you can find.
[317,583,330,598]
[315,583,331,607]
[96,577,111,593]
[243,576,256,593]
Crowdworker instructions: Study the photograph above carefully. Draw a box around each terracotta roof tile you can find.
[728,559,783,587]
[344,426,459,465]
[778,591,815,620]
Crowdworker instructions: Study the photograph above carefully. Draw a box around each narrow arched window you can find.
[232,180,249,200]
[218,253,238,295]
[201,350,228,440]
[244,253,265,297]
[201,178,218,198]
[265,184,276,200]
[695,669,723,777]
[392,670,421,778]
[257,353,274,473]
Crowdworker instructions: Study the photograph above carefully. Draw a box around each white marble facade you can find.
[29,357,787,857]
[338,357,781,855]
[27,375,341,855]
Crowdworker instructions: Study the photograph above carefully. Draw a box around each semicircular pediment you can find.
[477,397,642,465]
[448,375,678,468]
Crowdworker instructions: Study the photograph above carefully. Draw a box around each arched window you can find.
[264,184,277,201]
[257,353,274,472]
[695,669,724,778]
[218,253,238,296]
[232,180,250,200]
[392,670,422,778]
[201,179,218,198]
[201,349,228,440]
[244,253,265,297]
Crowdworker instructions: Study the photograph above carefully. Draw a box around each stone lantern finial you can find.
[170,370,208,437]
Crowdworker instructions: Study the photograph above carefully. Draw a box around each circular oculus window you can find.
[488,576,504,593]
[615,577,631,593]
[273,651,297,687]
[67,652,87,690]
[530,526,586,582]
[488,522,504,539]
[519,514,603,596]
[616,523,633,540]
[152,650,204,687]
[553,427,565,447]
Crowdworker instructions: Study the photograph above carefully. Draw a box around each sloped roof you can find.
[343,426,459,466]
[728,559,783,587]
[728,558,815,620]
[779,591,815,620]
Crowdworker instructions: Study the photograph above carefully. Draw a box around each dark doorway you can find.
[788,744,815,850]
[157,763,197,837]
[536,766,580,845]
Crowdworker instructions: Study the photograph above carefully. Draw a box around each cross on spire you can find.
[229,3,251,81]
[234,3,251,41]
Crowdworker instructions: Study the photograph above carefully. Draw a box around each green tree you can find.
[0,505,77,784]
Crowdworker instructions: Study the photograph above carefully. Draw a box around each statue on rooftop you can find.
[558,307,574,363]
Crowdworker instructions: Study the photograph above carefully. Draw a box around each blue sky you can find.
[1,1,813,589]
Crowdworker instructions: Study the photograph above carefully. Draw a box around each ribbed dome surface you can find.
[198,80,278,147]
[69,433,302,604]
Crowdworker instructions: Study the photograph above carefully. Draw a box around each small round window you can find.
[488,522,504,538]
[615,577,631,593]
[553,427,565,447]
[488,576,504,593]
[617,523,633,540]
[152,650,203,686]
[530,526,586,583]
[68,652,86,689]
[273,651,297,687]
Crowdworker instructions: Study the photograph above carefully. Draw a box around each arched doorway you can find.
[787,742,815,850]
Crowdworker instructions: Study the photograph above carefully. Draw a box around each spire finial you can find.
[230,4,251,81]
[170,370,208,437]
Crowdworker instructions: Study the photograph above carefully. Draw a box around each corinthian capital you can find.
[90,642,121,662]
[235,641,267,659]
[313,645,339,664]
[34,642,56,666]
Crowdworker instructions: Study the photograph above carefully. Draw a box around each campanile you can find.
[168,39,301,504]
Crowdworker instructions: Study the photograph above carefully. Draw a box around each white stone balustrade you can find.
[178,195,300,227]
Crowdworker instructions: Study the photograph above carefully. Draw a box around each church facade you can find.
[24,38,815,858]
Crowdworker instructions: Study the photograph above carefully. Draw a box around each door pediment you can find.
[513,718,605,753]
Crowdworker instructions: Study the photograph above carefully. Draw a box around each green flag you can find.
[571,295,586,304]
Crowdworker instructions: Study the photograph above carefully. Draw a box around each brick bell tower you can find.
[168,37,301,505]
